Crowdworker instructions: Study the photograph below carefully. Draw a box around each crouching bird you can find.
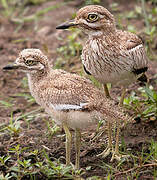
[3,49,130,169]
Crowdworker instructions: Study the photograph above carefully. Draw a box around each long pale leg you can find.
[111,119,129,161]
[97,120,112,158]
[63,124,72,166]
[75,129,81,169]
[102,84,112,157]
[119,87,126,107]
[111,87,129,161]
[111,119,121,161]
[111,87,125,160]
[103,84,111,98]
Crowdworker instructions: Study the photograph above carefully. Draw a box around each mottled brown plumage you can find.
[3,49,129,169]
[56,5,149,160]
[56,5,149,94]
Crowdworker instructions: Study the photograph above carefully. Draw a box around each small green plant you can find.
[124,85,157,120]
[149,140,157,161]
[40,151,84,179]
[0,0,64,32]
[0,100,13,108]
[0,145,42,179]
[14,93,35,104]
[8,144,39,179]
[0,173,12,180]
[7,115,21,137]
[45,119,60,138]
[56,28,82,70]
[0,108,41,136]
[0,155,11,167]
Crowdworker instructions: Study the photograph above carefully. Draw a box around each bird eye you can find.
[25,59,37,66]
[87,14,98,22]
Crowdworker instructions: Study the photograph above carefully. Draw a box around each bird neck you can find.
[27,66,51,82]
[88,31,103,38]
[88,27,116,39]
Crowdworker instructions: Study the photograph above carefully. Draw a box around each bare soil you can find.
[0,0,157,179]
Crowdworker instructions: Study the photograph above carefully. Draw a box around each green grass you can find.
[0,0,65,32]
[0,142,85,179]
[55,28,82,71]
[1,138,157,179]
[123,85,157,120]
[0,0,157,179]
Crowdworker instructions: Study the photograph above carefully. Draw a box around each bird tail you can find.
[137,73,148,86]
[97,99,131,123]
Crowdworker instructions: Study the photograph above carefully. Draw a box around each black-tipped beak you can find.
[56,20,77,29]
[3,63,19,70]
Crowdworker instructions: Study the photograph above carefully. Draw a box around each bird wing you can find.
[47,73,126,122]
[36,70,128,122]
[119,30,149,71]
[50,102,89,111]
[39,70,104,111]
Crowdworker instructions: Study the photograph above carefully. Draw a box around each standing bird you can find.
[56,5,148,157]
[3,49,129,168]
[56,5,148,103]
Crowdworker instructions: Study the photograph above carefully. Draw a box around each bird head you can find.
[56,5,115,36]
[3,49,50,75]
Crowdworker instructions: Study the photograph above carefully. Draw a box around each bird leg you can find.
[97,121,112,158]
[75,128,81,169]
[63,124,72,166]
[111,119,129,162]
[119,87,126,106]
[103,84,111,98]
[110,87,129,161]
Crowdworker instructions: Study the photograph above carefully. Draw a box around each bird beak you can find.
[3,63,19,70]
[56,19,77,29]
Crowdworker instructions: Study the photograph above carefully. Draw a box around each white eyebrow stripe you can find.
[99,14,105,18]
[51,103,88,111]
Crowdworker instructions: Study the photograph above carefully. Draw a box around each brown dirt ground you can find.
[0,0,157,179]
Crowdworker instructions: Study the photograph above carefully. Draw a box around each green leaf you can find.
[0,100,13,108]
[144,87,156,102]
[126,11,137,19]
[135,6,142,14]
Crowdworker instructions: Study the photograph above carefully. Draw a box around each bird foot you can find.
[97,146,112,158]
[110,151,129,162]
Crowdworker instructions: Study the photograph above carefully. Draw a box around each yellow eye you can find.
[87,14,98,22]
[25,59,37,66]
